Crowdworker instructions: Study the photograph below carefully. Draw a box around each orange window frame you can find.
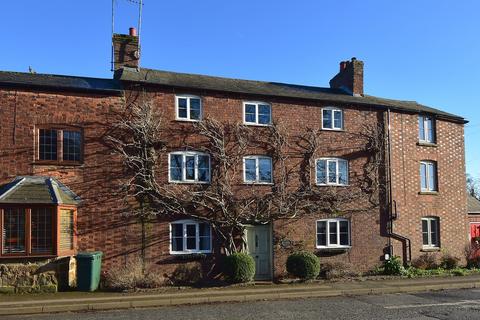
[34,125,84,165]
[0,205,77,258]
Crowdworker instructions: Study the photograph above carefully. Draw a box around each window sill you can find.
[419,191,439,195]
[321,128,345,132]
[316,246,351,252]
[175,118,202,123]
[243,182,274,185]
[33,161,83,167]
[243,122,272,127]
[316,184,349,187]
[0,254,57,259]
[169,181,210,185]
[420,247,440,252]
[417,142,437,148]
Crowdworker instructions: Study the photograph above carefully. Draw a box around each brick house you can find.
[0,29,469,282]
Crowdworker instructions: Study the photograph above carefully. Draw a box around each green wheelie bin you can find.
[76,251,103,291]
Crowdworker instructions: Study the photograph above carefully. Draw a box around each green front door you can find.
[245,225,272,280]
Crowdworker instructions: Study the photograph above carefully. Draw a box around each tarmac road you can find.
[5,288,480,320]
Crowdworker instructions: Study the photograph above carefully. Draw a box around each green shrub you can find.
[224,253,255,283]
[440,253,460,270]
[383,256,404,275]
[286,251,320,280]
[452,268,466,276]
[411,253,438,270]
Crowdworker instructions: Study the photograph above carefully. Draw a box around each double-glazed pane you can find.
[170,154,183,181]
[316,221,327,246]
[177,98,188,118]
[31,207,53,254]
[322,108,343,130]
[185,156,195,181]
[177,96,201,120]
[39,129,58,160]
[63,131,81,161]
[422,217,439,247]
[3,208,26,254]
[244,159,257,181]
[60,209,74,251]
[420,161,437,191]
[244,157,272,183]
[189,98,201,120]
[419,116,435,143]
[169,153,210,183]
[339,220,349,245]
[199,223,211,251]
[316,159,348,185]
[244,102,271,125]
[186,224,197,250]
[171,223,184,252]
[197,155,210,182]
[329,221,338,245]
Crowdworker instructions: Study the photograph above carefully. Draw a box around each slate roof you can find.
[468,195,480,214]
[0,68,467,123]
[115,68,467,123]
[0,176,81,205]
[0,71,122,94]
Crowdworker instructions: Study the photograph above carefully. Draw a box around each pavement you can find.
[4,288,480,320]
[1,275,480,317]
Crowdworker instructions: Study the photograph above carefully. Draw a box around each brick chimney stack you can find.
[112,27,140,71]
[329,57,364,96]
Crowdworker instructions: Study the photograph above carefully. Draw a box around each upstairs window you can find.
[419,115,436,143]
[169,152,210,183]
[176,95,202,121]
[316,218,351,248]
[316,158,348,186]
[322,107,343,130]
[420,161,438,192]
[422,217,439,248]
[170,220,212,254]
[37,127,82,164]
[243,102,272,125]
[243,156,273,183]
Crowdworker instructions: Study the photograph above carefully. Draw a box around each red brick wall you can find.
[389,112,468,263]
[0,84,466,278]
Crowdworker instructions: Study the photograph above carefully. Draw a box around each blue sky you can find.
[1,0,479,178]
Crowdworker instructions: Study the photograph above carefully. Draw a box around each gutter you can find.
[385,108,412,264]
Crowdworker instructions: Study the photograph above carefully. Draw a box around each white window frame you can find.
[243,156,273,184]
[322,107,344,130]
[243,102,272,126]
[168,151,211,183]
[169,220,212,254]
[420,161,438,192]
[421,217,440,248]
[175,95,202,121]
[419,115,435,143]
[315,158,349,186]
[316,218,351,249]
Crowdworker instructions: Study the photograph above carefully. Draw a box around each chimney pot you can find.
[129,27,137,37]
[339,61,347,71]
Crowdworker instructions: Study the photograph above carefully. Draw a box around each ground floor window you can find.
[422,217,439,248]
[316,218,350,248]
[1,206,76,257]
[170,220,212,254]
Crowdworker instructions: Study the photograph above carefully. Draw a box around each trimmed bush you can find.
[383,256,403,275]
[286,251,320,280]
[224,253,255,283]
[104,257,166,291]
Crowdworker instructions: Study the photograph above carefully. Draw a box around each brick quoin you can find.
[0,31,468,279]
